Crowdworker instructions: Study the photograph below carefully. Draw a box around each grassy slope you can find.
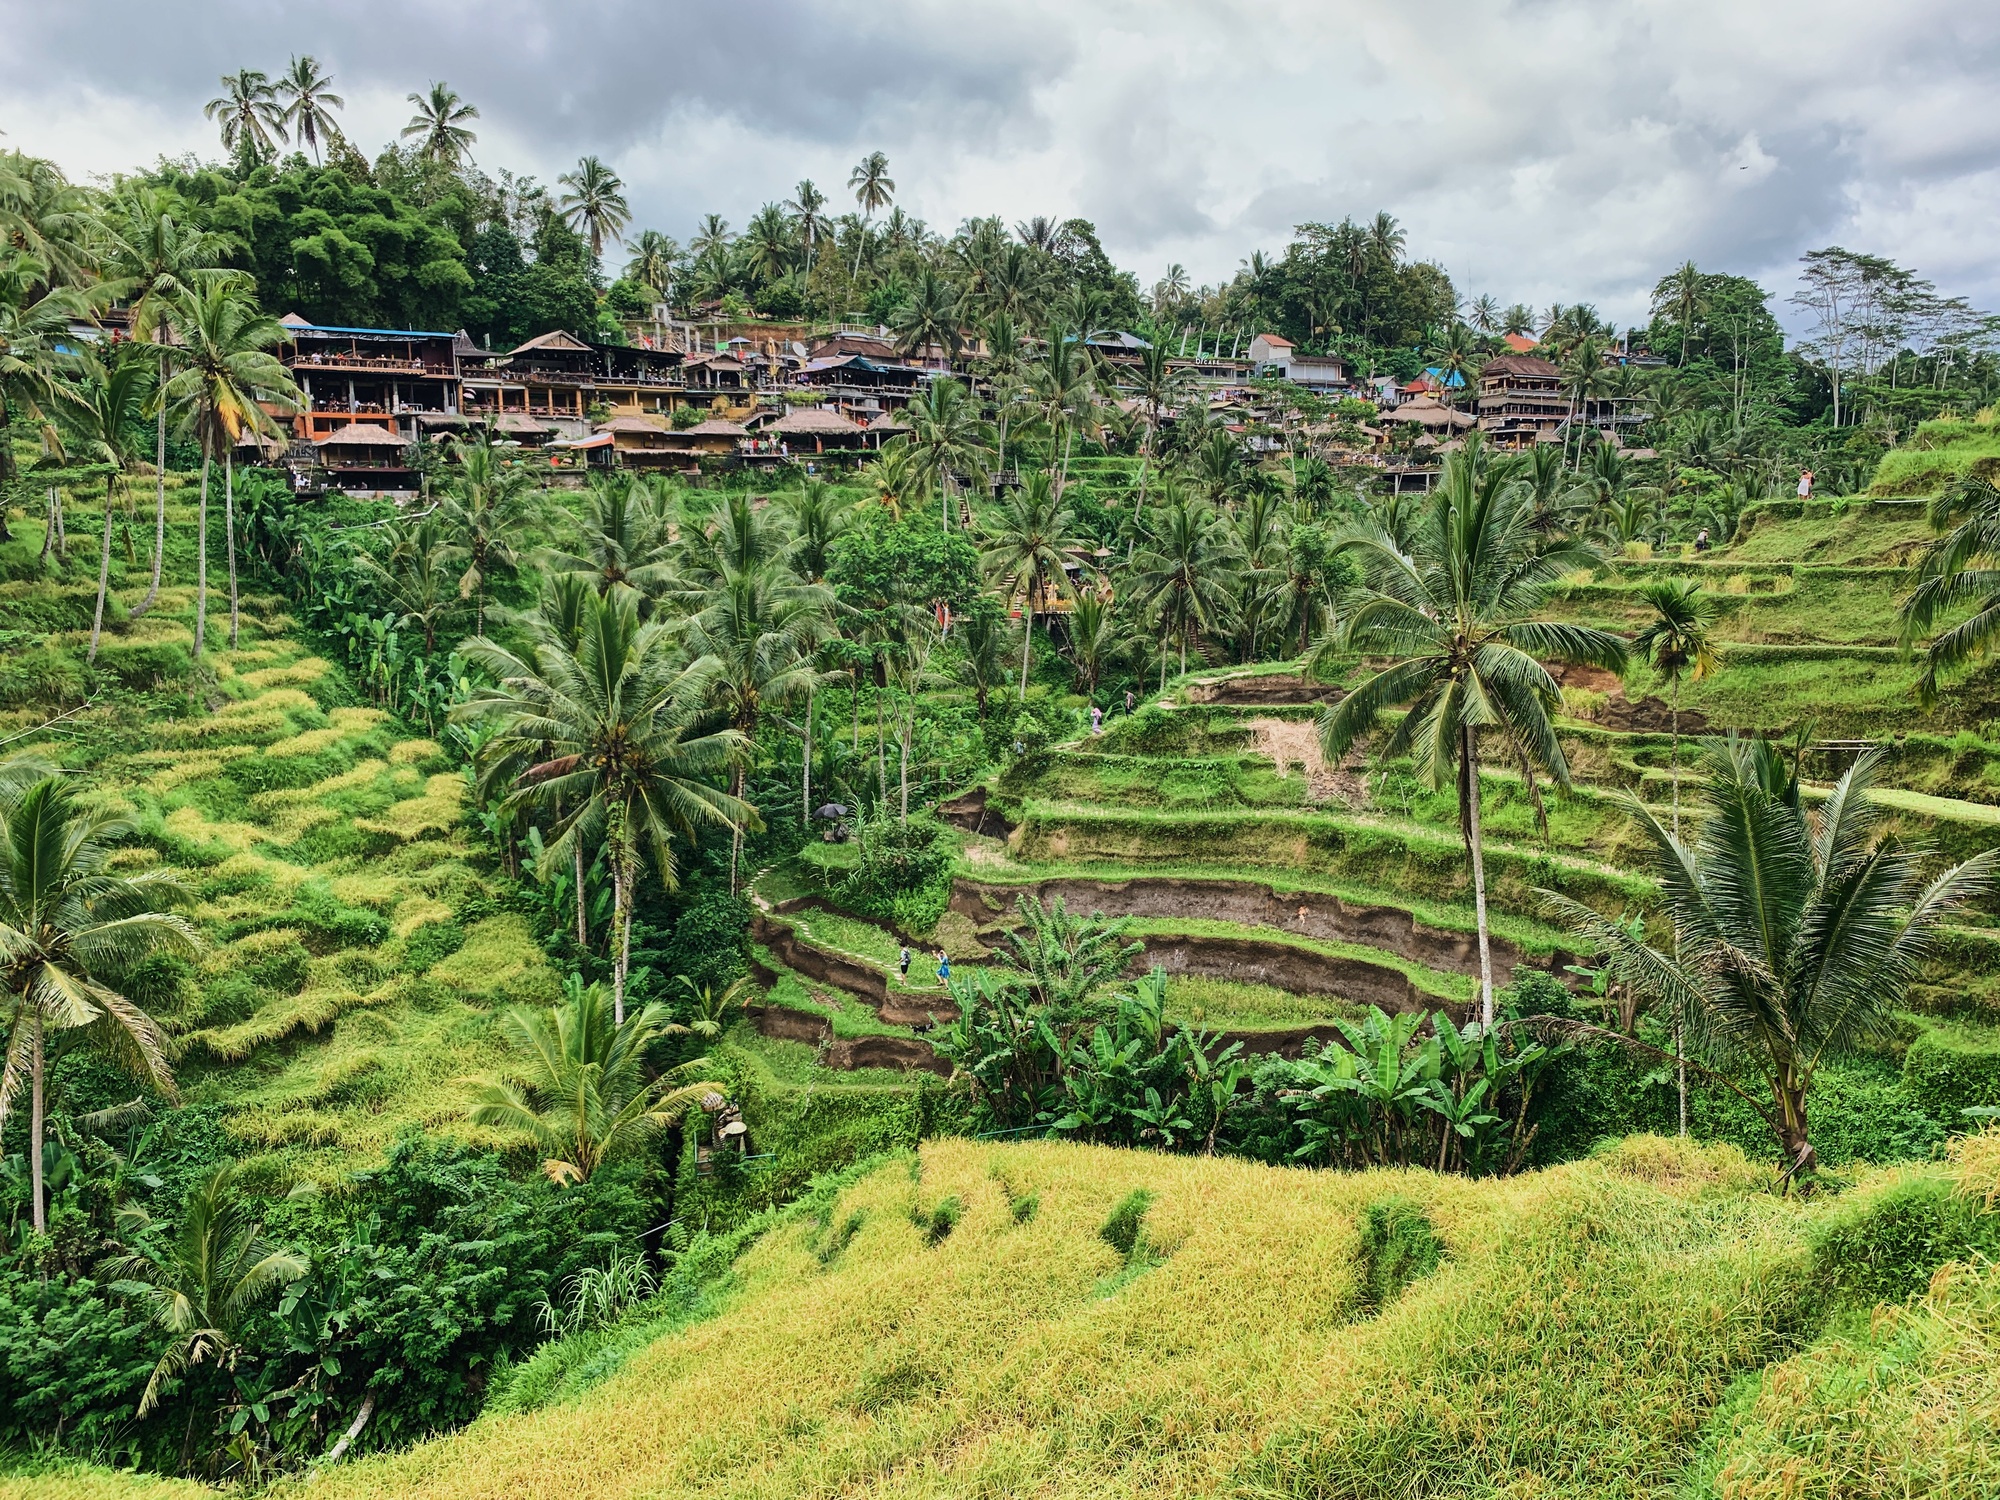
[1,476,553,1180]
[248,1132,1997,1500]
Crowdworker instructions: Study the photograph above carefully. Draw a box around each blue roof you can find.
[288,322,456,339]
[1422,365,1467,388]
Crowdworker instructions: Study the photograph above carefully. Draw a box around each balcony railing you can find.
[290,354,446,375]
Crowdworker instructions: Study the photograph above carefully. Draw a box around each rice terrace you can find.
[6,5,2000,1496]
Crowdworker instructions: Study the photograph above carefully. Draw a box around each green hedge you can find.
[1902,1028,2000,1126]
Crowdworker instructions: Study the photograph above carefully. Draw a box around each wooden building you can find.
[277,316,463,442]
[1475,354,1568,449]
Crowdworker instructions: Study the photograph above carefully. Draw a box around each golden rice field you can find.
[74,1132,1949,1500]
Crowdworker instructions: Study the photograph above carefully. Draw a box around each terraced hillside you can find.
[745,495,2000,1156]
[61,1131,1977,1500]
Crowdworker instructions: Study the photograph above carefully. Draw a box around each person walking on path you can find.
[935,950,951,988]
[1124,689,1135,715]
[1797,468,1814,500]
[898,945,911,981]
[1090,704,1103,735]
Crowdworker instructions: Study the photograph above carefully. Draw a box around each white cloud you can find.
[3,0,1998,328]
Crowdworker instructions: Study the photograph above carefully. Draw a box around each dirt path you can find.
[1248,716,1365,803]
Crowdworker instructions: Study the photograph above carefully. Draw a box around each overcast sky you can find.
[5,1,1998,330]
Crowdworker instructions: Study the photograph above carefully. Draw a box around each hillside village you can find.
[5,42,2000,1500]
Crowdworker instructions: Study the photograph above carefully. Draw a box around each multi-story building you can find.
[276,316,466,442]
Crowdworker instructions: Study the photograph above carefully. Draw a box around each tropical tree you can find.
[0,252,89,532]
[890,265,963,362]
[355,515,463,654]
[558,156,631,261]
[0,777,197,1235]
[741,202,795,285]
[161,283,299,653]
[539,472,675,597]
[441,437,539,633]
[861,439,927,521]
[1131,487,1240,684]
[402,82,480,166]
[65,351,157,661]
[1064,593,1130,698]
[1899,474,2000,705]
[1315,449,1626,1023]
[107,1165,305,1418]
[204,70,285,160]
[1631,578,1722,835]
[1651,260,1708,367]
[982,471,1086,699]
[274,55,344,164]
[679,561,836,890]
[848,150,895,218]
[1124,338,1193,547]
[1029,329,1097,495]
[101,187,239,616]
[466,980,720,1185]
[455,587,756,1021]
[623,230,679,301]
[777,477,848,583]
[1547,740,1996,1182]
[785,180,829,274]
[952,599,1017,720]
[903,375,986,523]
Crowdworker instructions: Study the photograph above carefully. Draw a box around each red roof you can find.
[1253,332,1293,348]
[1502,333,1539,353]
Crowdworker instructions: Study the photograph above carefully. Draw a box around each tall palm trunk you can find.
[224,450,240,649]
[1462,725,1496,1027]
[1670,680,1687,1136]
[90,474,116,662]
[194,453,210,657]
[28,1017,46,1235]
[607,826,631,1026]
[134,372,167,618]
[1018,597,1035,701]
[729,766,745,895]
[802,687,813,826]
[1127,417,1154,562]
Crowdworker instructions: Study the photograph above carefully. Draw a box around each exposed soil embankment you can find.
[741,1001,951,1075]
[1551,662,1710,736]
[1132,934,1463,1019]
[1188,674,1345,705]
[938,785,1016,838]
[952,876,1573,978]
[752,910,958,1026]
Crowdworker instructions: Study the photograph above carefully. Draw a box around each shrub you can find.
[912,1195,963,1247]
[402,919,467,972]
[1099,1189,1154,1258]
[1809,1170,2000,1307]
[837,811,955,935]
[1353,1197,1445,1312]
[0,645,86,707]
[1902,1027,2000,1127]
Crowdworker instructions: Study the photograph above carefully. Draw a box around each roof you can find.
[312,423,406,447]
[507,329,595,356]
[866,414,911,432]
[1481,354,1560,379]
[598,415,671,434]
[494,413,558,435]
[1251,332,1294,348]
[769,407,866,435]
[282,317,457,339]
[681,419,748,437]
[1378,395,1475,429]
[1502,333,1540,354]
[551,431,615,450]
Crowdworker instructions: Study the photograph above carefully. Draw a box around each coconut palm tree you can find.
[982,471,1087,700]
[953,600,1017,721]
[678,560,836,890]
[1631,578,1722,836]
[1651,260,1708,367]
[1131,487,1240,684]
[861,439,927,522]
[558,156,631,261]
[0,776,198,1235]
[455,587,755,1022]
[1063,593,1130,698]
[204,70,286,160]
[785,180,829,274]
[891,265,963,365]
[848,151,895,219]
[401,82,480,167]
[1030,329,1097,496]
[160,282,299,654]
[1315,449,1626,1024]
[1898,474,2000,706]
[274,56,343,164]
[622,230,679,302]
[1546,739,1996,1182]
[904,375,986,524]
[1124,338,1194,550]
[0,253,90,532]
[1558,335,1612,469]
[357,515,463,654]
[101,187,240,617]
[740,202,795,287]
[106,1162,306,1416]
[1468,294,1502,336]
[538,472,676,598]
[441,436,539,633]
[777,478,849,583]
[467,980,720,1184]
[65,351,156,662]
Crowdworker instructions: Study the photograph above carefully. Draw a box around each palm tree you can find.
[904,375,986,524]
[467,981,720,1184]
[1427,321,1483,406]
[455,588,755,1022]
[1651,260,1707,367]
[1124,338,1193,550]
[1631,578,1722,837]
[848,151,895,219]
[539,472,675,597]
[66,351,156,662]
[1899,474,2000,706]
[1064,593,1129,698]
[402,82,480,166]
[1030,330,1097,496]
[1547,740,1996,1182]
[861,439,927,521]
[623,230,679,302]
[204,70,285,160]
[1558,336,1611,469]
[953,601,1017,721]
[101,187,239,617]
[0,256,90,535]
[442,437,538,634]
[107,1163,306,1416]
[891,266,963,365]
[1131,488,1240,684]
[1315,451,1626,1024]
[785,180,829,274]
[982,471,1087,700]
[274,56,343,164]
[357,515,463,654]
[679,561,836,890]
[777,478,848,583]
[0,777,197,1235]
[741,202,795,286]
[1468,294,1502,335]
[160,283,299,654]
[558,156,631,261]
